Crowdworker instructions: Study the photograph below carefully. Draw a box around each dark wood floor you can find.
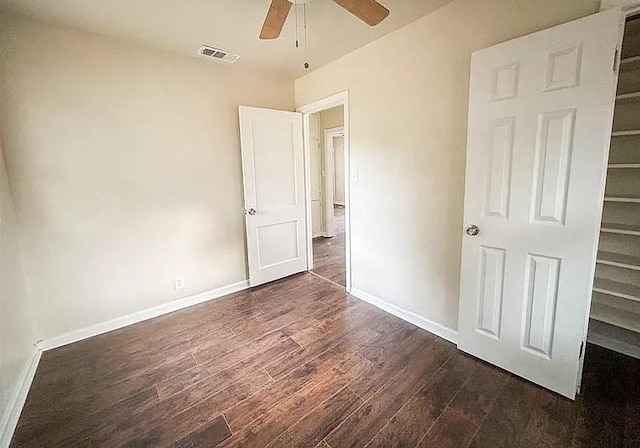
[11,273,640,447]
[312,205,346,287]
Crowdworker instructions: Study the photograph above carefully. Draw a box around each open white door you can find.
[239,106,307,287]
[459,9,623,399]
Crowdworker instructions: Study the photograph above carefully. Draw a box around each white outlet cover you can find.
[174,276,185,290]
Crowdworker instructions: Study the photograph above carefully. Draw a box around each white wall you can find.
[0,14,294,341]
[320,106,345,132]
[0,141,37,439]
[295,0,600,330]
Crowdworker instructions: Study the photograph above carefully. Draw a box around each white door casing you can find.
[323,126,345,238]
[239,106,307,287]
[458,9,623,399]
[334,135,346,206]
[309,113,325,237]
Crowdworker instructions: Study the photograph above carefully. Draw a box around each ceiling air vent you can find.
[197,45,241,64]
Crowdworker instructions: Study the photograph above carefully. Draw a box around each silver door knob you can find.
[466,224,480,236]
[243,208,257,216]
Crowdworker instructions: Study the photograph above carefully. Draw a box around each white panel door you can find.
[239,106,307,287]
[459,9,622,399]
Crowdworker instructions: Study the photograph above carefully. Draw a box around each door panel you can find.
[522,253,560,359]
[239,106,307,286]
[484,118,514,219]
[253,120,297,209]
[531,109,575,224]
[458,9,623,399]
[476,245,506,340]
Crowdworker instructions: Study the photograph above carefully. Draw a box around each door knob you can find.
[466,224,480,236]
[243,208,257,216]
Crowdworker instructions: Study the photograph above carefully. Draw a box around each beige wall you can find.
[0,14,294,340]
[320,106,345,132]
[295,0,600,330]
[0,141,37,435]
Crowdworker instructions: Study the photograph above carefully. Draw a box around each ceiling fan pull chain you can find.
[303,2,309,69]
[304,3,308,53]
[295,1,299,48]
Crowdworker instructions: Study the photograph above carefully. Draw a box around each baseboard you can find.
[350,287,458,344]
[0,347,41,448]
[38,280,250,351]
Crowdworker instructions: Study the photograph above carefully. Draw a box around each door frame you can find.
[297,91,351,291]
[323,126,345,238]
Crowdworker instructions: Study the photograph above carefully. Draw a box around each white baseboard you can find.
[350,287,458,344]
[0,348,41,448]
[38,280,250,351]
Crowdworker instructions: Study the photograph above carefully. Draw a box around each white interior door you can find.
[458,9,622,399]
[239,106,307,287]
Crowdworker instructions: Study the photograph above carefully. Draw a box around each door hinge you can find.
[579,340,585,359]
[614,47,620,73]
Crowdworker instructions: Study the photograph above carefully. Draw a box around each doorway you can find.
[299,93,350,290]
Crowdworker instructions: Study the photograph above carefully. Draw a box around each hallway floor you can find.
[312,205,346,287]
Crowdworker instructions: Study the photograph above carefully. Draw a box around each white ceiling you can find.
[0,0,453,78]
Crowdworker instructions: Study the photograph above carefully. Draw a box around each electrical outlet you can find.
[174,276,185,290]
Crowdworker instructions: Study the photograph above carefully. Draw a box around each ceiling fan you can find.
[260,0,390,40]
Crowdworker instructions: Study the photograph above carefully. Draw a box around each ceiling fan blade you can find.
[332,0,389,26]
[260,0,292,40]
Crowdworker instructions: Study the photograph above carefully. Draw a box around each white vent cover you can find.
[197,45,241,64]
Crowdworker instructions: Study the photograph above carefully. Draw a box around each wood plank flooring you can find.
[10,272,640,447]
[312,205,346,286]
